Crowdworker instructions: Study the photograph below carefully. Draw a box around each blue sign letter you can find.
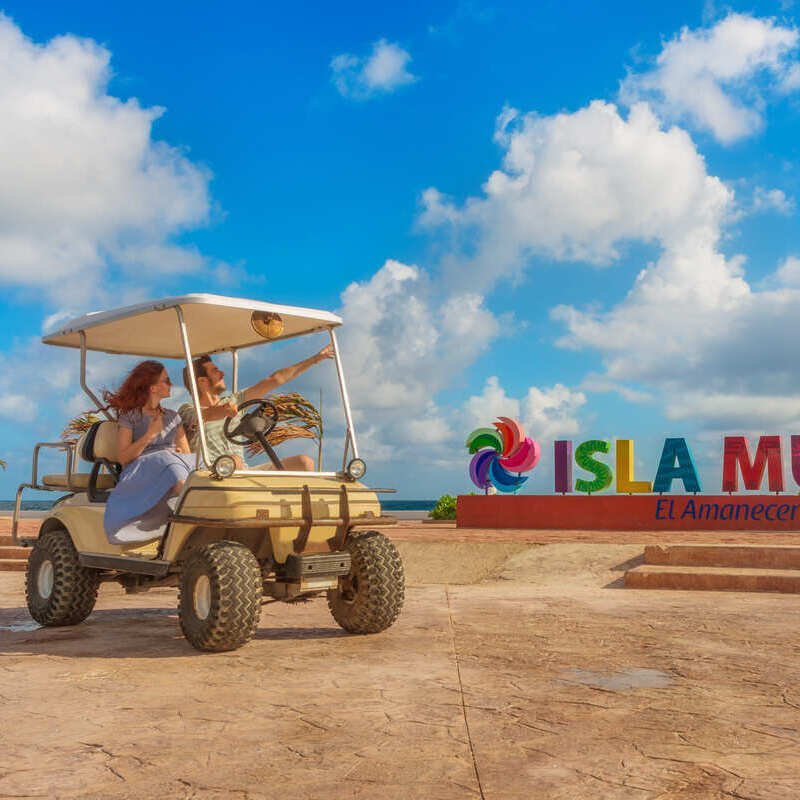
[653,438,702,493]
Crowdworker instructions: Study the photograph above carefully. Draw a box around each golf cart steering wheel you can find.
[222,399,284,470]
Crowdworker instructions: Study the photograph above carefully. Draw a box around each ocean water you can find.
[2,499,436,512]
[0,501,59,511]
[382,500,435,512]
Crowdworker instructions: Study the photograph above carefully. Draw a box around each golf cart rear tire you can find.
[327,530,404,634]
[26,528,100,626]
[178,541,262,652]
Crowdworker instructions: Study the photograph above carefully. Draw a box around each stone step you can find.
[0,535,38,547]
[0,559,28,572]
[645,544,800,570]
[0,547,30,560]
[625,565,800,593]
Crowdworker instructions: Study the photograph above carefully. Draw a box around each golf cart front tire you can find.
[328,530,404,634]
[26,528,100,626]
[178,541,262,652]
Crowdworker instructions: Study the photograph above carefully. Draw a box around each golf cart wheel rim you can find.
[193,575,211,620]
[37,560,54,599]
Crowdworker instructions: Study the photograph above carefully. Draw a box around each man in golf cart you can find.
[179,345,334,470]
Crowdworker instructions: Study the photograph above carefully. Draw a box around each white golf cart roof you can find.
[42,294,342,358]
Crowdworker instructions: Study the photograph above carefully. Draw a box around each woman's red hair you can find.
[104,360,165,414]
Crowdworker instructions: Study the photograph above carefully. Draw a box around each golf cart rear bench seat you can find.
[41,473,117,490]
[41,421,122,496]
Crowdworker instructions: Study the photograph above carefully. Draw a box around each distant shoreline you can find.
[0,499,437,517]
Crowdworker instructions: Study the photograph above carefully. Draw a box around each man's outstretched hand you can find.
[248,343,336,399]
[315,344,335,363]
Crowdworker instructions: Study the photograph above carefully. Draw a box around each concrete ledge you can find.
[625,565,800,593]
[0,547,30,560]
[0,559,27,572]
[645,544,800,569]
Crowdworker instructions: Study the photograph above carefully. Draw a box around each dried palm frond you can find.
[245,392,322,458]
[262,424,318,448]
[62,411,103,442]
[0,459,6,470]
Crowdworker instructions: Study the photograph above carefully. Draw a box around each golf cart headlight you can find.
[347,458,367,480]
[212,454,236,479]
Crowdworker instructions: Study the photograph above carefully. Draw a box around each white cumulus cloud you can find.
[775,256,800,286]
[751,186,795,216]
[0,393,35,422]
[337,259,498,412]
[421,100,732,292]
[523,383,587,441]
[284,259,500,464]
[0,14,212,300]
[463,376,586,443]
[620,13,800,143]
[463,375,520,424]
[551,214,800,434]
[331,39,417,100]
[419,52,800,435]
[664,392,800,429]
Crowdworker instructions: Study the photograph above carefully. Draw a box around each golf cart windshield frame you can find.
[72,301,359,475]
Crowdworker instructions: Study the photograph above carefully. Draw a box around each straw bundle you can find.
[61,412,103,442]
[246,392,322,457]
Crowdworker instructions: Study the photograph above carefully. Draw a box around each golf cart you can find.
[12,294,404,651]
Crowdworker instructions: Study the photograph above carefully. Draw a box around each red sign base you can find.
[456,494,800,532]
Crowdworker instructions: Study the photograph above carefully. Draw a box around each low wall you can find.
[457,494,800,532]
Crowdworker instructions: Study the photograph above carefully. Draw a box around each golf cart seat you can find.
[41,473,117,491]
[39,422,120,494]
[75,420,122,502]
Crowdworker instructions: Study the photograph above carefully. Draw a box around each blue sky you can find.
[1,0,800,499]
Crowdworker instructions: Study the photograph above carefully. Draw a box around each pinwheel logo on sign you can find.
[466,417,541,493]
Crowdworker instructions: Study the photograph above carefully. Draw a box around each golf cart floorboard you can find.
[78,552,171,576]
[168,514,396,528]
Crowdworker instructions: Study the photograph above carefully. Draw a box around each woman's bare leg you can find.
[280,455,315,471]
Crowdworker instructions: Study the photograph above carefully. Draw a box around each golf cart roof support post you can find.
[11,482,31,544]
[341,429,351,473]
[232,349,239,393]
[79,332,113,421]
[329,328,359,462]
[174,305,211,469]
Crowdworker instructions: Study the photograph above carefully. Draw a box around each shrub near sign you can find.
[459,428,800,532]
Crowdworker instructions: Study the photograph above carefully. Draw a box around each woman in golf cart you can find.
[102,360,195,541]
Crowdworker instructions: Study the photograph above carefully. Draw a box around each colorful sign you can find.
[466,418,540,493]
[467,432,800,495]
